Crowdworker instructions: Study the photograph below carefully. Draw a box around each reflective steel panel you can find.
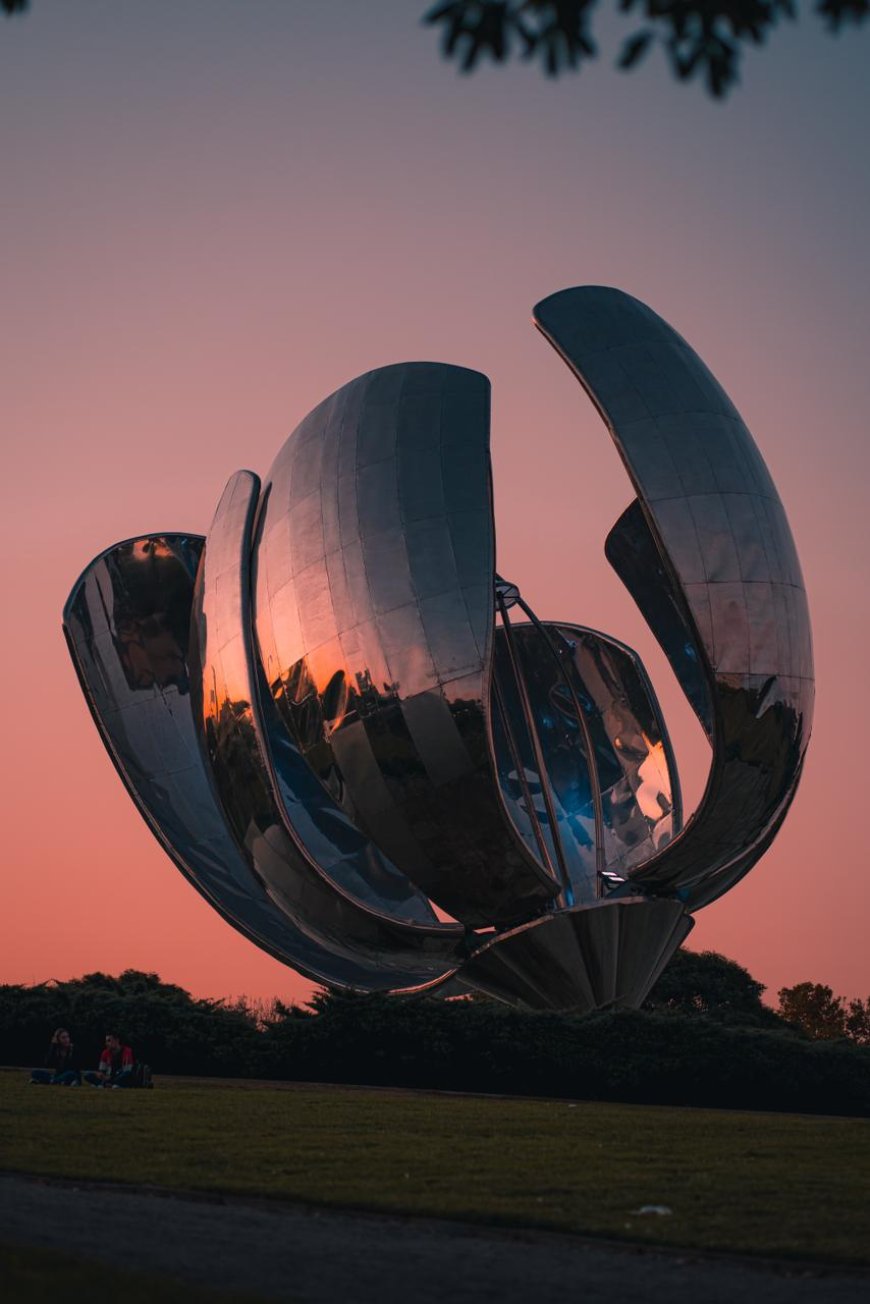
[62,536,412,988]
[254,363,558,928]
[191,472,464,984]
[492,620,681,905]
[534,286,814,908]
[64,283,814,1011]
[461,898,693,1012]
[606,499,713,740]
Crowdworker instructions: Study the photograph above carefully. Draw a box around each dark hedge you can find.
[3,970,869,1116]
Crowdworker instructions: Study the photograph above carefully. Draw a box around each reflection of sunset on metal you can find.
[64,287,813,1011]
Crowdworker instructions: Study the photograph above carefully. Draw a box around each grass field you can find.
[0,1244,261,1304]
[2,1073,868,1265]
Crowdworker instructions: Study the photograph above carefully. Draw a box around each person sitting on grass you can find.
[30,1028,80,1086]
[83,1032,135,1088]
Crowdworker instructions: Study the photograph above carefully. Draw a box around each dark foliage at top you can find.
[2,950,869,1115]
[4,1,867,98]
[425,0,868,96]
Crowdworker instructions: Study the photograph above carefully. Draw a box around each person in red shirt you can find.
[83,1032,135,1088]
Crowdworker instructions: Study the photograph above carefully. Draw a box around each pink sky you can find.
[1,3,868,1006]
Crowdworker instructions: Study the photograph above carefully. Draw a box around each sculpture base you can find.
[461,897,693,1012]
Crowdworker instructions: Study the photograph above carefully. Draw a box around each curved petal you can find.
[62,535,406,988]
[606,498,713,740]
[191,470,464,986]
[534,286,814,908]
[253,363,558,927]
[491,621,681,904]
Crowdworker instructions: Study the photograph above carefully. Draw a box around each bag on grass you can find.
[131,1062,154,1089]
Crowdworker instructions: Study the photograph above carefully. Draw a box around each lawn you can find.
[0,1244,261,1304]
[2,1073,868,1264]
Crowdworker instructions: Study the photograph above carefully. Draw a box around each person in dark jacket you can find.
[30,1028,80,1085]
[83,1032,136,1088]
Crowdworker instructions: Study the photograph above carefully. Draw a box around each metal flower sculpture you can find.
[64,287,814,1010]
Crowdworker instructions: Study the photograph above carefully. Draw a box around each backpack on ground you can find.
[131,1061,154,1089]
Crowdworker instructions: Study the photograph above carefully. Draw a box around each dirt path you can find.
[1,1173,867,1304]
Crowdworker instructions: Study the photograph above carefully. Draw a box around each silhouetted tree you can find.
[3,1,867,99]
[777,981,848,1039]
[847,997,870,1046]
[644,948,779,1023]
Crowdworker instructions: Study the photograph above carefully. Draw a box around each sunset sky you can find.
[2,2,868,1007]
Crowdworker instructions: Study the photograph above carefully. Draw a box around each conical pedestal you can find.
[460,897,693,1012]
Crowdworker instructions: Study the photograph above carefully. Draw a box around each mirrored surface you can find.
[254,363,558,928]
[491,618,681,905]
[534,286,814,908]
[63,283,814,1009]
[62,535,417,987]
[192,472,464,984]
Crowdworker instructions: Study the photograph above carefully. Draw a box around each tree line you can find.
[2,951,868,1115]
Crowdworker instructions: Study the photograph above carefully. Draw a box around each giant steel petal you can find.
[533,286,814,907]
[62,535,404,987]
[253,363,559,928]
[191,470,464,987]
[491,620,682,904]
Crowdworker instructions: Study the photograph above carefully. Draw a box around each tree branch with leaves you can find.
[4,1,868,98]
[426,0,867,95]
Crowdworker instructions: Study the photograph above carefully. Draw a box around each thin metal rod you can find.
[513,596,607,898]
[496,592,571,905]
[491,655,556,882]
